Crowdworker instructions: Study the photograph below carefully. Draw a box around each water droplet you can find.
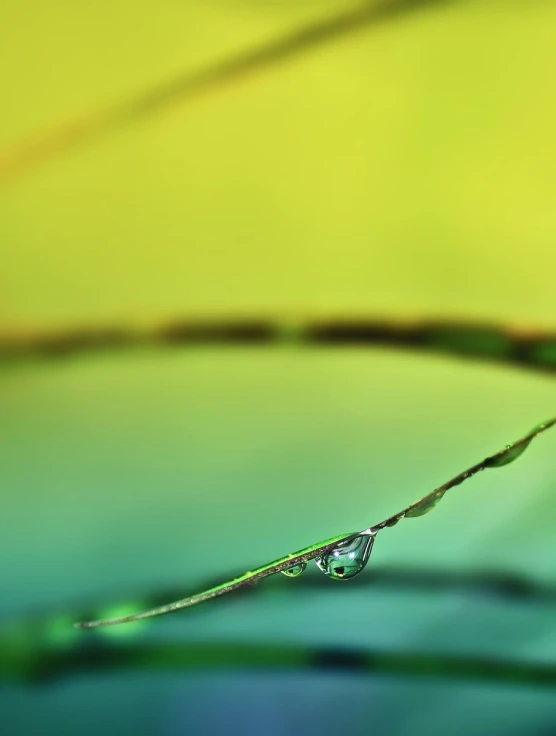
[281,561,307,578]
[385,514,404,528]
[405,490,445,518]
[486,442,531,468]
[315,533,375,580]
[485,422,550,469]
[531,421,549,432]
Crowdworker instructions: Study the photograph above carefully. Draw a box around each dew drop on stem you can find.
[315,532,376,580]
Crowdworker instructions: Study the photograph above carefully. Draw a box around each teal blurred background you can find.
[2,1,556,734]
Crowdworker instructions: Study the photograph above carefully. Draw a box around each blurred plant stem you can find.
[0,0,456,182]
[3,634,556,688]
[1,316,555,375]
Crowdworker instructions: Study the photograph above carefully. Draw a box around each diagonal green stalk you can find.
[75,417,556,629]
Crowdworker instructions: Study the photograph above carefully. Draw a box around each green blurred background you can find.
[1,0,556,734]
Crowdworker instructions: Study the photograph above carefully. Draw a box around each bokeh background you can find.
[1,0,556,734]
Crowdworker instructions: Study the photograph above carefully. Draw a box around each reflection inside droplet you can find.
[315,532,376,580]
[281,561,307,578]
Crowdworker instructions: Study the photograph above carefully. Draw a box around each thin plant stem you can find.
[75,417,556,629]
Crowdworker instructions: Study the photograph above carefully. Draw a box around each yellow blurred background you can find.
[2,0,556,325]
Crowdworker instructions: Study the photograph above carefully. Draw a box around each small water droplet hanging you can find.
[281,561,307,578]
[486,442,531,468]
[485,422,547,469]
[405,490,445,518]
[315,532,376,580]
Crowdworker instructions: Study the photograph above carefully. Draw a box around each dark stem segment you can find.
[75,417,556,629]
[2,318,556,373]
